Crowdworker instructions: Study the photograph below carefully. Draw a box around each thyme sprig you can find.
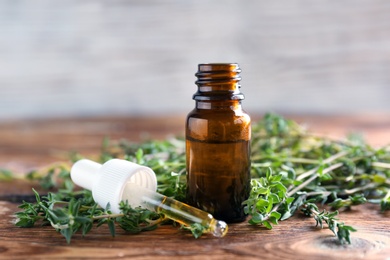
[244,113,390,244]
[15,188,164,243]
[12,113,390,244]
[301,202,357,244]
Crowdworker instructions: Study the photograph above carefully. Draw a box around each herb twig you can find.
[12,113,390,243]
[244,113,390,244]
[301,202,356,244]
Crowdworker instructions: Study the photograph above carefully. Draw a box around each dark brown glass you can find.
[186,63,251,223]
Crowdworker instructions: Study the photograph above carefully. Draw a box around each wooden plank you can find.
[1,114,390,172]
[0,201,389,259]
[0,116,184,173]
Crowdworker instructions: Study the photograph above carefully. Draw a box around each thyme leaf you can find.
[12,113,390,244]
[245,113,390,244]
[301,202,357,245]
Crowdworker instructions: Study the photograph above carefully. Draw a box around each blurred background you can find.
[0,0,389,121]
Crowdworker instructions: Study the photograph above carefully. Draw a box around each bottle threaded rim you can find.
[195,63,241,84]
[193,63,244,101]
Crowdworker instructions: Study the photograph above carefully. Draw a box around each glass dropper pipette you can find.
[123,182,227,237]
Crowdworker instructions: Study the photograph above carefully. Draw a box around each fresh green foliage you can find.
[381,190,390,211]
[26,163,72,190]
[12,113,390,244]
[181,223,207,239]
[243,168,289,228]
[116,201,162,234]
[15,188,164,243]
[328,194,367,210]
[244,113,390,244]
[14,138,190,243]
[301,202,357,244]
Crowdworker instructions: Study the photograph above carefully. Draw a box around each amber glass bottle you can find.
[186,63,251,223]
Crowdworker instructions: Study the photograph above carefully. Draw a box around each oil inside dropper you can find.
[122,182,228,237]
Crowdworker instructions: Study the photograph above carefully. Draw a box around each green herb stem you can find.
[13,113,390,244]
[296,151,348,181]
[372,161,390,169]
[92,214,124,220]
[289,162,344,197]
[342,183,379,195]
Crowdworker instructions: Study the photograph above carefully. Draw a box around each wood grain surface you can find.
[0,200,389,260]
[0,114,389,259]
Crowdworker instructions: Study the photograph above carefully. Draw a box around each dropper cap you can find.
[70,159,157,214]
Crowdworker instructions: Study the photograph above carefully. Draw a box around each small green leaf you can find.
[108,220,116,237]
[319,173,332,181]
[381,198,390,211]
[281,211,292,220]
[60,228,73,244]
[135,149,144,164]
[270,211,281,220]
[266,200,273,213]
[265,167,273,180]
[256,187,269,195]
[15,217,35,228]
[286,197,295,204]
[74,216,91,224]
[262,221,272,229]
[256,198,269,209]
[184,223,205,239]
[373,174,386,184]
[350,194,367,205]
[269,193,280,203]
[271,174,283,182]
[82,222,93,236]
[269,211,281,225]
[249,212,264,224]
[32,188,41,203]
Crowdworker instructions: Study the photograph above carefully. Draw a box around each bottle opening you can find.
[195,63,241,84]
[193,63,244,101]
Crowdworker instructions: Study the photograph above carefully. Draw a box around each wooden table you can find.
[0,114,389,260]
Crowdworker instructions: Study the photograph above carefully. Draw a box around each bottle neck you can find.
[193,63,245,101]
[195,100,242,110]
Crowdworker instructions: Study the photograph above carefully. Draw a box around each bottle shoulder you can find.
[186,109,251,142]
[186,109,250,123]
